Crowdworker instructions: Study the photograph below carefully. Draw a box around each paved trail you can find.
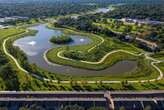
[2,31,164,84]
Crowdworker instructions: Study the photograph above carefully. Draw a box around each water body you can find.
[93,8,111,13]
[71,6,114,19]
[13,24,137,76]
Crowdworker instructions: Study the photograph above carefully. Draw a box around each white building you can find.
[0,16,29,23]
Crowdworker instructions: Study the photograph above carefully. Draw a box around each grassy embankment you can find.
[2,24,162,90]
[0,28,31,90]
[46,26,159,81]
[151,51,164,60]
[0,27,57,91]
[47,26,142,68]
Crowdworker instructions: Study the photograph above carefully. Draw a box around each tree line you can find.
[0,2,97,18]
[0,46,20,90]
[104,4,164,22]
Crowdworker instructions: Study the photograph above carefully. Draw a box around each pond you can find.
[13,24,137,76]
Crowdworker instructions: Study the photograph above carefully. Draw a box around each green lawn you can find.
[0,27,52,91]
[151,51,164,60]
[47,27,143,69]
[45,27,160,81]
[93,18,150,35]
[1,24,162,91]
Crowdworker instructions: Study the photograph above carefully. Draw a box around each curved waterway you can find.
[13,24,137,76]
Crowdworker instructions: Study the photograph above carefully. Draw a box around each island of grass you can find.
[50,35,73,44]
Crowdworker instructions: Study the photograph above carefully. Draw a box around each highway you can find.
[0,91,163,110]
[0,91,163,100]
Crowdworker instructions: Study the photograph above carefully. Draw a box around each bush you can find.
[63,50,86,60]
[61,105,84,110]
[50,35,73,44]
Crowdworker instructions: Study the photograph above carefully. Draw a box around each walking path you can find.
[2,30,164,84]
[57,49,143,65]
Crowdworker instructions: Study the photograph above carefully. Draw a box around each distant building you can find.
[0,16,29,23]
[125,35,134,42]
[120,18,137,24]
[0,24,12,29]
[0,25,4,28]
[136,37,159,51]
[120,18,164,25]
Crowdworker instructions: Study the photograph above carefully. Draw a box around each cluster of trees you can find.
[0,48,20,90]
[64,50,86,61]
[61,105,105,110]
[0,2,97,18]
[0,51,8,67]
[154,24,164,49]
[0,63,20,90]
[0,104,105,110]
[103,4,164,21]
[6,39,48,80]
[63,42,113,62]
[50,35,73,44]
[56,16,120,39]
[0,0,164,19]
[56,7,163,52]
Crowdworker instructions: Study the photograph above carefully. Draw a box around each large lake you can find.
[13,24,137,76]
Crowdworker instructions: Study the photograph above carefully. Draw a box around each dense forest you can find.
[0,0,164,18]
[55,10,164,51]
[0,45,20,91]
[104,4,164,21]
[0,2,97,18]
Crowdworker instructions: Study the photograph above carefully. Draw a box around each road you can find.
[0,91,163,110]
[0,91,163,100]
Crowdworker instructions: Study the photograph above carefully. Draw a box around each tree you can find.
[61,105,84,110]
[88,107,105,110]
[144,106,151,110]
[19,107,29,110]
[30,104,45,110]
[119,106,126,110]
[0,107,8,110]
[0,64,20,90]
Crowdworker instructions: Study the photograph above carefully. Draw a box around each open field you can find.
[47,27,143,70]
[43,27,160,82]
[0,23,162,91]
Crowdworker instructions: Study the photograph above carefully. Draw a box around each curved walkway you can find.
[56,49,163,83]
[2,33,47,81]
[45,33,164,83]
[87,34,105,52]
[2,31,164,84]
[57,49,143,65]
[3,37,29,74]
